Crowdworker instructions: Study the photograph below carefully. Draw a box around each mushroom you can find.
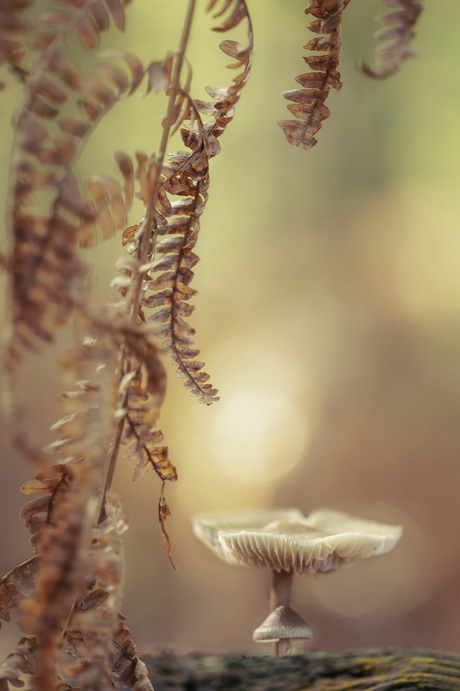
[192,508,402,653]
[252,606,314,655]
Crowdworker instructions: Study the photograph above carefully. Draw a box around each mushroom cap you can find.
[252,606,314,642]
[192,508,403,574]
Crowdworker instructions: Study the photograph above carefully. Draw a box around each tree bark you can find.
[142,648,460,690]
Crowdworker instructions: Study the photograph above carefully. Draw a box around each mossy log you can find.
[142,648,460,690]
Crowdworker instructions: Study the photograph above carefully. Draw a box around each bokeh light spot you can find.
[210,387,308,484]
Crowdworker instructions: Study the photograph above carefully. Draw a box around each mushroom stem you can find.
[270,569,293,610]
[270,570,294,654]
[275,638,291,655]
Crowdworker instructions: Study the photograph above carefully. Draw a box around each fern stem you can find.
[97,413,126,524]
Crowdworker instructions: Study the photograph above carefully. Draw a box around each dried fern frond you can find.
[122,363,175,484]
[144,144,219,405]
[200,0,253,140]
[63,493,129,691]
[0,0,31,89]
[135,2,253,404]
[0,635,38,690]
[20,460,95,690]
[33,0,130,52]
[8,48,143,364]
[0,558,39,628]
[66,615,154,691]
[111,616,153,690]
[18,338,118,689]
[6,73,139,510]
[20,462,79,554]
[78,151,135,248]
[118,138,217,407]
[361,0,423,79]
[115,2,253,417]
[278,0,351,150]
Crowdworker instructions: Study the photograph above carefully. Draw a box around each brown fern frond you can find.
[33,0,130,51]
[139,1,254,402]
[122,366,176,484]
[0,635,38,690]
[360,0,422,79]
[0,0,31,89]
[18,338,118,689]
[118,3,253,409]
[278,0,351,150]
[78,151,135,248]
[200,0,253,140]
[8,167,89,356]
[20,461,95,690]
[111,616,153,690]
[118,135,217,406]
[20,462,78,553]
[63,492,127,690]
[143,132,219,405]
[66,609,153,690]
[117,337,177,567]
[8,40,143,364]
[0,558,39,628]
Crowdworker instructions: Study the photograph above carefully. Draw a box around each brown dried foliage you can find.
[280,0,423,149]
[127,0,253,405]
[21,463,76,554]
[279,0,351,150]
[122,360,173,482]
[0,0,427,688]
[360,0,423,79]
[0,636,38,690]
[111,617,153,690]
[0,559,39,629]
[0,0,254,687]
[22,461,96,689]
[63,494,131,690]
[0,0,31,89]
[18,340,119,689]
[7,2,140,366]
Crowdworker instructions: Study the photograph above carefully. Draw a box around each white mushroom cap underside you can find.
[192,509,402,574]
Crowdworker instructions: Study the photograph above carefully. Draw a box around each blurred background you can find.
[0,0,459,659]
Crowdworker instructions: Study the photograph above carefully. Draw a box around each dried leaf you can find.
[20,463,76,553]
[78,589,110,613]
[145,57,172,94]
[121,224,139,245]
[18,338,119,689]
[111,617,153,690]
[0,559,40,627]
[159,483,177,570]
[0,635,37,690]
